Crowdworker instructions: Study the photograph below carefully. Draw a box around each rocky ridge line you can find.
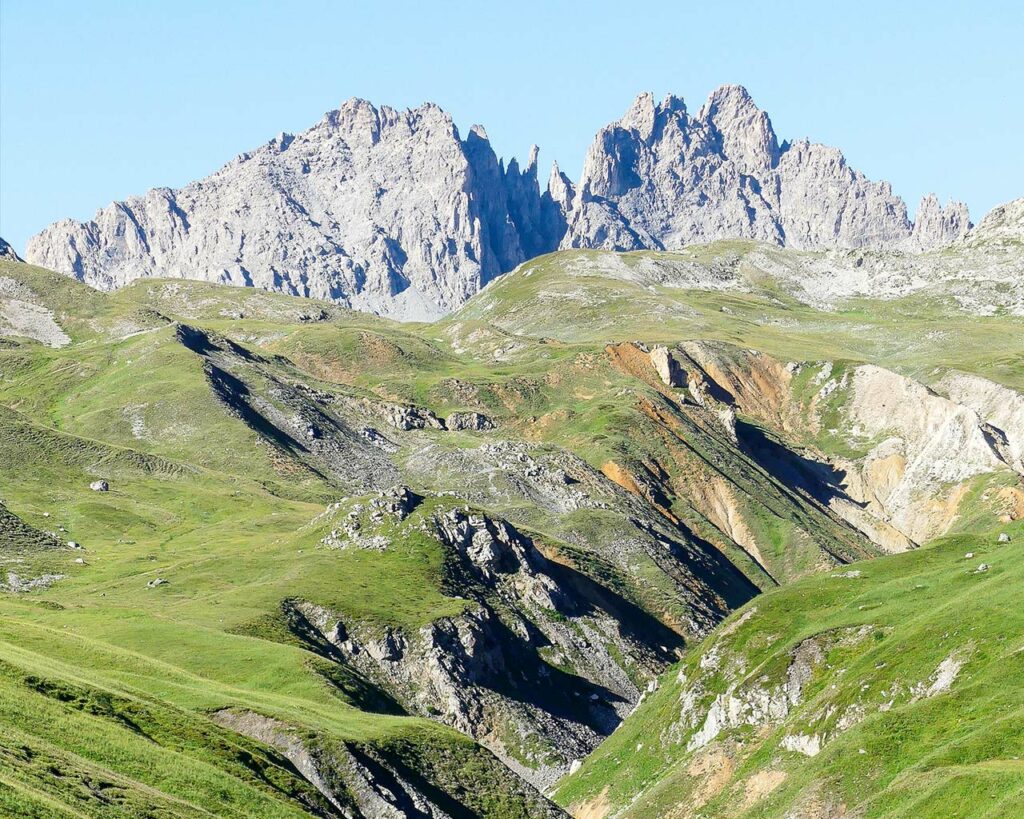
[25,87,978,319]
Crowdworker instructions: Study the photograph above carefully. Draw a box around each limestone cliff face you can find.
[26,87,981,319]
[958,197,1024,245]
[562,86,971,253]
[25,100,562,321]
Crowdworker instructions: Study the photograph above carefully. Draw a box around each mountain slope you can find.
[1,242,1022,816]
[555,525,1024,818]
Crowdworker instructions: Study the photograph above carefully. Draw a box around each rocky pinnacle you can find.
[26,86,974,318]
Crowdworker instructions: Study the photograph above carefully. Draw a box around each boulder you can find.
[445,411,495,431]
[650,346,685,387]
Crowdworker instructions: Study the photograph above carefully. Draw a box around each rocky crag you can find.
[562,86,970,253]
[0,237,23,262]
[26,87,978,318]
[26,101,557,321]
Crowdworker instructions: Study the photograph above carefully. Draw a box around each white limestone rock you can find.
[26,100,563,321]
[563,85,971,253]
[958,197,1024,245]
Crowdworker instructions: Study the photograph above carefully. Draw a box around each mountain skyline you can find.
[22,85,988,321]
[3,86,983,255]
[3,1,1023,253]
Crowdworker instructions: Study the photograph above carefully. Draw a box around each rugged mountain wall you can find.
[25,87,982,319]
[25,100,562,321]
[562,86,971,253]
[957,196,1024,245]
[0,237,22,262]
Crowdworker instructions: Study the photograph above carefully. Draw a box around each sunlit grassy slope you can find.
[555,522,1024,818]
[1,246,1021,816]
[453,246,1024,393]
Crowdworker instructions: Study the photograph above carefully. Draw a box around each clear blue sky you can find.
[2,0,1022,253]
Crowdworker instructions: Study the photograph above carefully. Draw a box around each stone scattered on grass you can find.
[146,578,168,588]
[90,480,109,492]
[998,532,1011,543]
[3,572,64,592]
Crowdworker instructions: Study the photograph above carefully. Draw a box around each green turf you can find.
[1,248,1021,816]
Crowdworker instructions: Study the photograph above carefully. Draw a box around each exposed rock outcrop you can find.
[911,194,972,250]
[648,341,1021,547]
[298,506,679,790]
[25,87,985,321]
[650,345,685,387]
[26,100,563,321]
[562,86,970,253]
[212,708,565,818]
[837,365,1011,542]
[958,197,1024,245]
[0,237,22,262]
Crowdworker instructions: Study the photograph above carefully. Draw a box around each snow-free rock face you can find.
[0,237,22,262]
[958,197,1024,245]
[26,86,983,319]
[562,86,971,253]
[911,193,972,250]
[25,100,562,321]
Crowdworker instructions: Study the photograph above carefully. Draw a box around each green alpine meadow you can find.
[1,215,1022,816]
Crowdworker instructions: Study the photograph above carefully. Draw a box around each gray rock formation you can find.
[562,86,971,253]
[26,100,563,321]
[25,86,981,319]
[911,193,971,249]
[958,197,1024,245]
[0,237,22,262]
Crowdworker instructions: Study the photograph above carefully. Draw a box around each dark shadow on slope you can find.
[735,419,860,509]
[542,559,685,660]
[436,524,672,733]
[634,516,763,611]
[206,363,311,456]
[452,605,626,734]
[0,501,63,556]
[342,745,447,819]
[176,323,265,363]
[230,601,406,716]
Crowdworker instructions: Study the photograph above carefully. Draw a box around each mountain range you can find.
[24,85,975,320]
[2,82,1023,818]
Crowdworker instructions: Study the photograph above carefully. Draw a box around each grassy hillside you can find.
[556,522,1024,818]
[454,247,1024,393]
[1,249,1022,816]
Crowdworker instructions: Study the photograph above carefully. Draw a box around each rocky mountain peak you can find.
[25,86,981,319]
[619,91,661,140]
[960,197,1024,245]
[546,161,576,211]
[0,237,22,262]
[698,84,780,172]
[697,83,762,128]
[562,85,970,254]
[26,98,566,321]
[912,194,972,249]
